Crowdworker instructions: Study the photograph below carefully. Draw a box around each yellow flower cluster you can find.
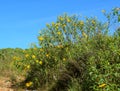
[92,20,96,25]
[26,81,33,87]
[35,60,43,65]
[57,31,61,35]
[25,54,29,58]
[59,17,64,21]
[27,65,30,69]
[38,36,44,41]
[79,21,84,26]
[40,48,43,52]
[32,55,36,59]
[67,18,71,23]
[52,22,55,26]
[34,48,37,50]
[82,32,88,38]
[39,61,43,65]
[13,56,21,61]
[99,83,106,88]
[46,54,49,57]
[55,23,60,30]
[55,23,60,26]
[57,45,63,48]
[63,58,66,61]
[63,24,66,27]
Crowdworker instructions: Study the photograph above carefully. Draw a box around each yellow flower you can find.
[25,81,33,87]
[52,22,55,26]
[63,58,66,61]
[63,24,66,27]
[67,19,71,23]
[99,83,106,88]
[25,54,29,58]
[57,31,61,35]
[34,48,37,50]
[36,60,39,63]
[55,26,59,30]
[46,54,49,57]
[38,36,44,41]
[59,17,64,21]
[82,32,88,38]
[40,48,43,52]
[92,20,96,25]
[39,61,43,65]
[57,45,63,48]
[27,65,30,69]
[13,56,21,60]
[79,21,84,25]
[32,55,36,59]
[13,56,17,60]
[55,23,60,26]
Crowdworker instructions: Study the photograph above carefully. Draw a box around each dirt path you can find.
[0,77,14,91]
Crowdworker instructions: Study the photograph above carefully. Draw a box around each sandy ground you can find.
[0,77,14,91]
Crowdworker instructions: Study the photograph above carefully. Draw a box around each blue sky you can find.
[0,0,120,49]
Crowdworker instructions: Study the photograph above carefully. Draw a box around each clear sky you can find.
[0,0,120,49]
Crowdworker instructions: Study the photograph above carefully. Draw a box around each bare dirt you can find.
[0,77,14,91]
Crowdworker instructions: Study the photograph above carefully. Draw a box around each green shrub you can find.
[14,7,120,91]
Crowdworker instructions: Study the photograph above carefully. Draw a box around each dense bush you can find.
[13,8,120,91]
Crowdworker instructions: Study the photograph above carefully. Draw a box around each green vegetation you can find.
[0,8,120,91]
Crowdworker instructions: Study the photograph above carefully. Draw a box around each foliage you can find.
[11,7,120,91]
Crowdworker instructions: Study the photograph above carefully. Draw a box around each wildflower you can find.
[32,55,36,59]
[92,20,96,25]
[27,65,30,69]
[13,56,17,60]
[63,58,66,61]
[63,24,66,27]
[59,17,64,21]
[34,48,37,50]
[36,60,39,63]
[57,45,60,48]
[52,22,55,26]
[55,26,59,30]
[82,32,88,38]
[25,54,29,58]
[55,23,60,26]
[57,45,63,48]
[67,19,71,23]
[99,83,106,88]
[39,61,43,65]
[46,54,49,57]
[25,81,33,87]
[79,21,84,25]
[57,31,61,35]
[38,36,44,41]
[40,48,43,52]
[13,56,21,60]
